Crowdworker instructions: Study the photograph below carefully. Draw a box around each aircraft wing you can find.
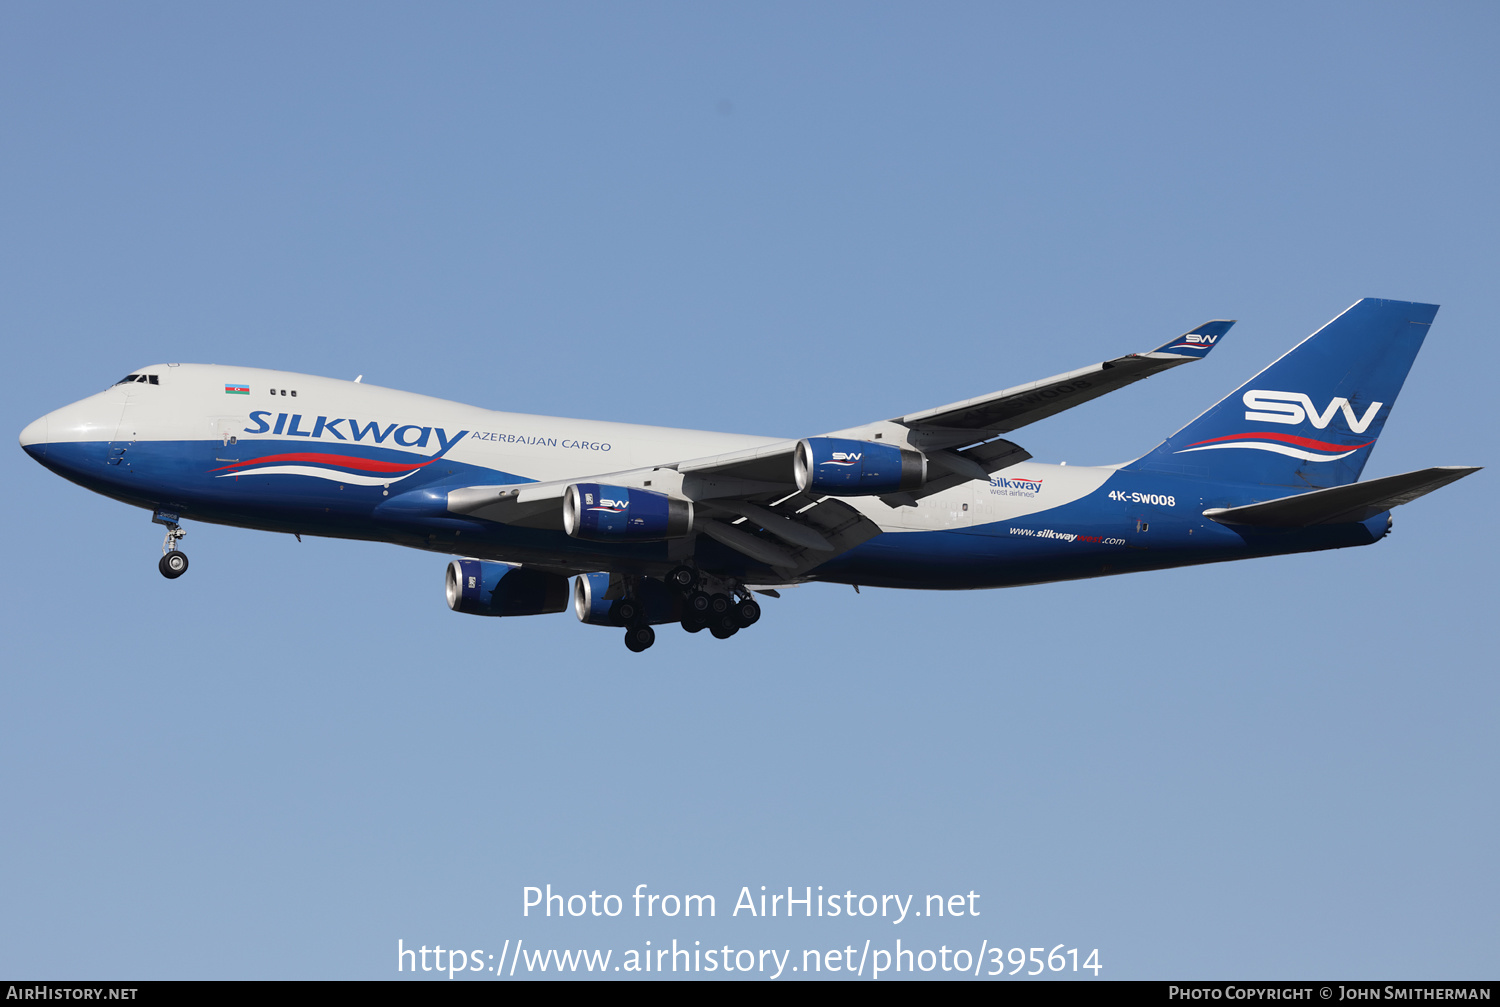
[884,319,1236,441]
[446,318,1234,575]
[446,467,884,578]
[669,318,1236,484]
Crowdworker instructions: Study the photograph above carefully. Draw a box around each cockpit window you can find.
[147,375,158,384]
[114,374,140,385]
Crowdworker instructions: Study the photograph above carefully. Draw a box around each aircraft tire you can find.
[611,598,640,625]
[734,598,761,627]
[681,616,706,633]
[159,551,189,579]
[624,625,656,652]
[710,619,738,640]
[687,590,712,616]
[665,566,696,591]
[708,593,731,616]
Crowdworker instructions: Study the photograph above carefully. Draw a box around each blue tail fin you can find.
[1125,298,1439,489]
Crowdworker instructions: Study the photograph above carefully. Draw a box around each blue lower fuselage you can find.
[25,435,1389,591]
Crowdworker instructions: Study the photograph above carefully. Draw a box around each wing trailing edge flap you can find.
[1203,466,1480,527]
[699,499,835,551]
[701,495,884,579]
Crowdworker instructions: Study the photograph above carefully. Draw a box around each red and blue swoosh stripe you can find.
[210,450,445,486]
[1175,431,1375,463]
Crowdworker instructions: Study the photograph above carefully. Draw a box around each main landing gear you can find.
[623,624,656,654]
[153,511,189,580]
[609,595,659,653]
[668,566,760,641]
[610,567,766,652]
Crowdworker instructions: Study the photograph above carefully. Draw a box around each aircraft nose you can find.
[19,414,48,459]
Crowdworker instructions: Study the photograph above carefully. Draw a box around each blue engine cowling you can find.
[794,437,926,495]
[574,572,683,626]
[563,483,693,541]
[445,560,570,617]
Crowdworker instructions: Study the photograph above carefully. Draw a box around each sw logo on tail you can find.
[1242,390,1383,433]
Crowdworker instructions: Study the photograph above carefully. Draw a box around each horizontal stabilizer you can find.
[1203,466,1480,527]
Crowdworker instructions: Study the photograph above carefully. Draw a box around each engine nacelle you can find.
[445,560,570,617]
[563,483,693,541]
[574,572,616,625]
[574,572,684,626]
[794,437,926,495]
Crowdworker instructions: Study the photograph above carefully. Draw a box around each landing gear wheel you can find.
[611,598,641,626]
[708,592,731,617]
[710,618,739,640]
[665,566,697,591]
[154,513,188,576]
[734,598,761,627]
[687,591,712,617]
[681,618,706,634]
[624,625,656,652]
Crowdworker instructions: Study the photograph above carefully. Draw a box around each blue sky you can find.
[2,3,1495,979]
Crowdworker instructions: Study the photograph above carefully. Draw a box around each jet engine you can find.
[563,483,693,541]
[574,572,683,626]
[794,437,926,495]
[445,560,570,617]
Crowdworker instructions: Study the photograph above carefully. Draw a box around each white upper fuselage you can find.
[21,363,1114,539]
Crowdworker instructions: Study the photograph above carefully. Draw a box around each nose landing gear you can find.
[153,510,189,580]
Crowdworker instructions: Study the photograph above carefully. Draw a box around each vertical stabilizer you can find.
[1124,298,1438,488]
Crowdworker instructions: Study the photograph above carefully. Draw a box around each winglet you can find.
[1145,319,1236,359]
